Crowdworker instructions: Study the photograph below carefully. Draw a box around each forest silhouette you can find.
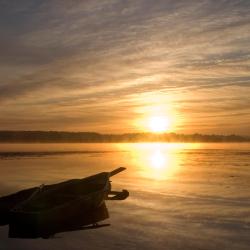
[0,131,249,143]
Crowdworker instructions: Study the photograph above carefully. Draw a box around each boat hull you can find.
[0,172,110,225]
[0,168,128,238]
[9,202,109,238]
[8,172,111,238]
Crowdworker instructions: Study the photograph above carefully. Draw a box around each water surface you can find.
[0,143,249,250]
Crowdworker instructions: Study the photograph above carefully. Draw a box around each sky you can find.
[0,0,249,135]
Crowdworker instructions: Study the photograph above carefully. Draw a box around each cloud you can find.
[0,0,250,133]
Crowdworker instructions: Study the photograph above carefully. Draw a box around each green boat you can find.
[0,167,129,238]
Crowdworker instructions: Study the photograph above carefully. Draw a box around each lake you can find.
[0,143,249,250]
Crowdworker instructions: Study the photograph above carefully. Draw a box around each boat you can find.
[0,167,129,238]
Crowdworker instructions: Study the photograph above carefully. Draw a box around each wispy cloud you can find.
[0,0,249,134]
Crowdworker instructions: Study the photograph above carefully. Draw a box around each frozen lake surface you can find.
[0,143,249,250]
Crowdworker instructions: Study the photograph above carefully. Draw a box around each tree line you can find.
[0,131,249,143]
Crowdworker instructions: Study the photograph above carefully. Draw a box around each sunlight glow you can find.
[118,143,191,181]
[146,144,176,180]
[150,150,166,169]
[149,116,170,133]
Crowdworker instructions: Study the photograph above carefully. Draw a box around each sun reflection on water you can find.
[144,144,180,180]
[150,150,166,169]
[118,143,198,181]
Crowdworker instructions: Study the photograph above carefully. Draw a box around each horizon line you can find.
[0,130,249,138]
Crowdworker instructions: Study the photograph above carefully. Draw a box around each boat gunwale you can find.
[11,181,111,215]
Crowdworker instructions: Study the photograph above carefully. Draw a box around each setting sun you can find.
[149,116,170,133]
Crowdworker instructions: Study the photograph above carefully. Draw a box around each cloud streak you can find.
[0,0,249,134]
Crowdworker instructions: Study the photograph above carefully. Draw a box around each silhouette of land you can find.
[0,131,249,143]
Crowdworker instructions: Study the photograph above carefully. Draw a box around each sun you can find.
[149,116,170,133]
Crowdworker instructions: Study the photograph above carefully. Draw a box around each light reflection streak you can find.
[150,150,166,169]
[118,143,199,181]
[145,144,179,180]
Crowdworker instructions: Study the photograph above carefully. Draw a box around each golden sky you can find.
[0,1,250,134]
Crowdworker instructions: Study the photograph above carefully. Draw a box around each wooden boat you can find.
[0,167,129,238]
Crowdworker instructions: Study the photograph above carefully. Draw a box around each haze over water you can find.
[0,143,249,250]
